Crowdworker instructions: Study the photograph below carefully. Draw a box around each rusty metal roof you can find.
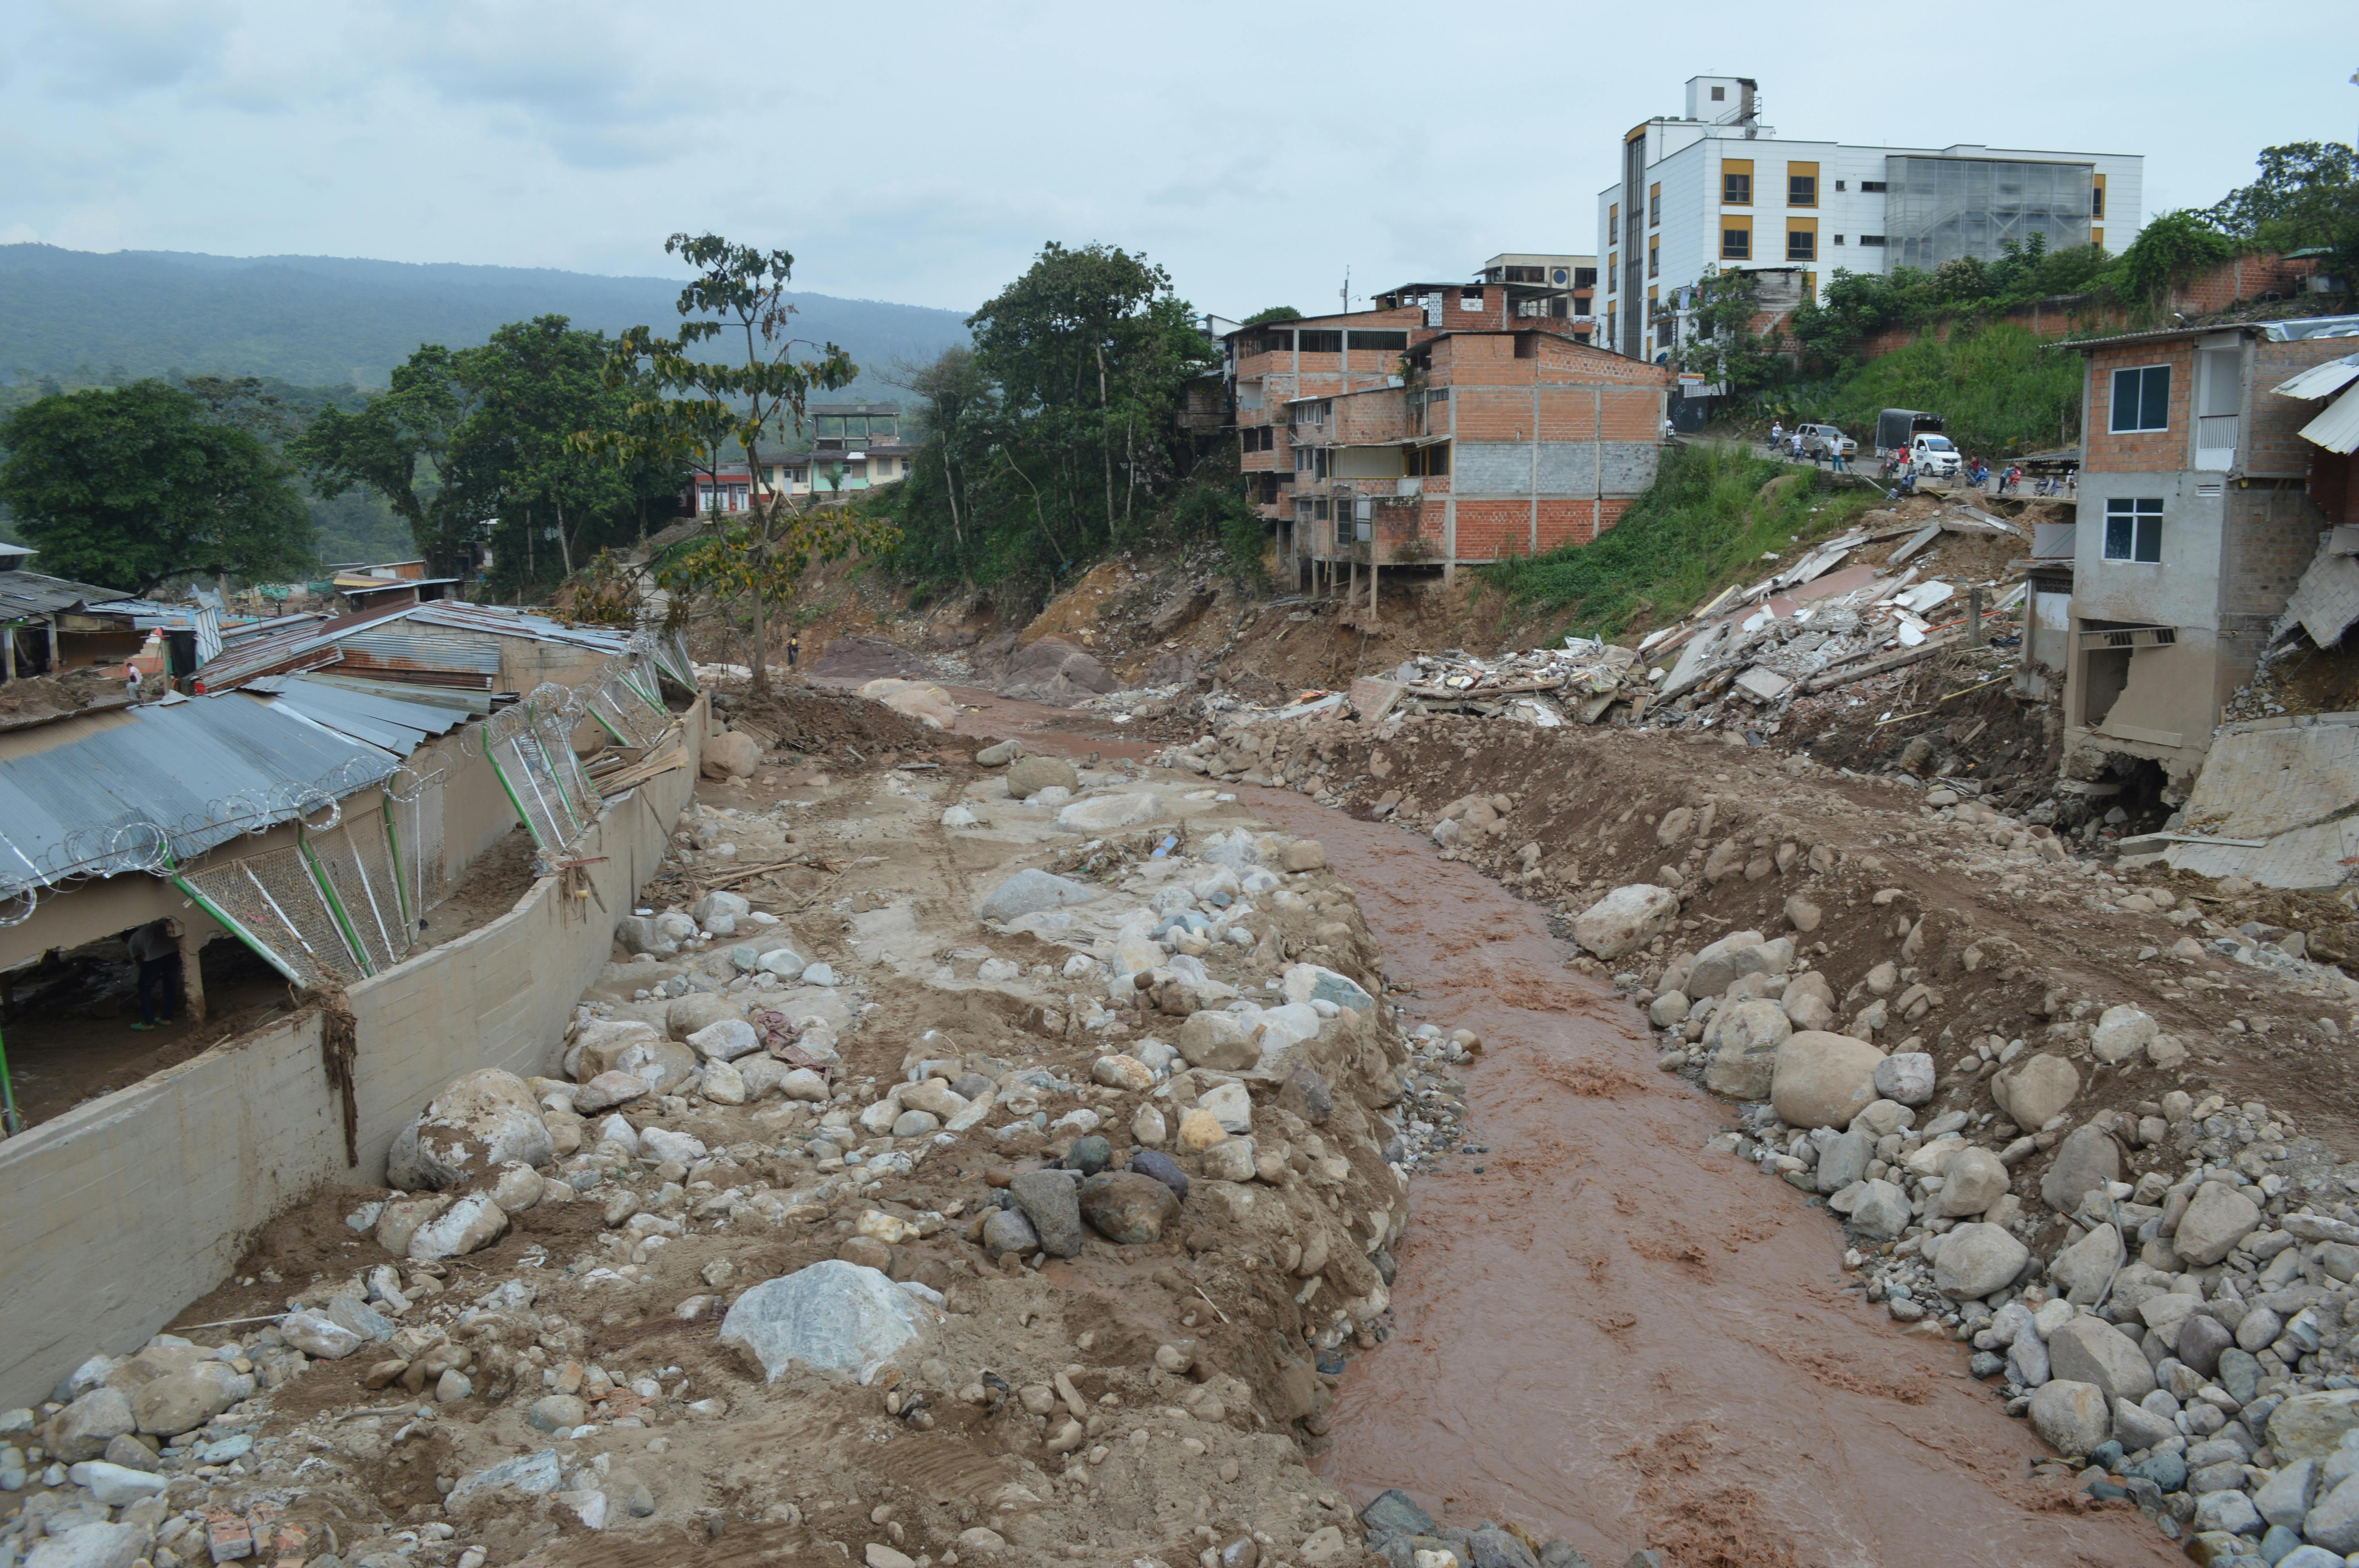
[193,600,640,692]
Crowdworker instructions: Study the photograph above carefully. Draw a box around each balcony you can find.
[2195,415,2239,472]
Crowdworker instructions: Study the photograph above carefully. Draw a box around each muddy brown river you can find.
[929,686,2176,1566]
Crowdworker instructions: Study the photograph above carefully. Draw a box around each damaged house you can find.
[2057,314,2359,792]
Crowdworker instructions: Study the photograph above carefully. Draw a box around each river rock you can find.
[23,1523,148,1568]
[1007,757,1081,799]
[280,1309,367,1359]
[2176,1181,2264,1265]
[572,1070,651,1114]
[1177,1010,1261,1071]
[981,1208,1039,1260]
[1769,1032,1884,1129]
[702,730,761,778]
[386,1068,552,1191]
[1202,1137,1257,1183]
[687,1018,761,1062]
[1817,1130,1872,1194]
[2029,1380,2111,1456]
[666,993,740,1041]
[1283,963,1373,1013]
[1849,1179,1910,1240]
[1939,1146,2010,1216]
[2270,1390,2359,1461]
[1010,1171,1084,1257]
[2039,1125,2121,1214]
[700,1059,747,1105]
[48,1389,134,1461]
[1571,885,1679,961]
[2050,1223,2125,1304]
[2179,1313,2235,1378]
[1872,1052,1936,1107]
[2114,1397,2177,1451]
[66,1461,168,1506]
[1361,1489,1438,1539]
[2305,1473,2359,1552]
[1686,933,1795,1000]
[1078,1172,1180,1244]
[408,1193,508,1260]
[756,946,807,981]
[2047,1316,2157,1406]
[447,1448,563,1512]
[2255,1458,2319,1528]
[1933,1222,2028,1299]
[131,1365,248,1437]
[614,916,678,958]
[718,1261,936,1382]
[1992,1053,2078,1130]
[978,867,1100,922]
[2090,1004,2158,1066]
[1198,1081,1253,1134]
[1703,1000,1791,1100]
[692,889,749,928]
[1058,794,1163,832]
[1129,1149,1189,1199]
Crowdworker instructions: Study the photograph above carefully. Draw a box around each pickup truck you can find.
[1795,423,1856,459]
[1910,433,1962,477]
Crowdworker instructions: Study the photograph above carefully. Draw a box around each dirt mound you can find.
[803,634,932,683]
[0,666,134,725]
[720,682,962,765]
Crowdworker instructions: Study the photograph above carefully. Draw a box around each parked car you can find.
[1910,433,1963,477]
[1796,423,1855,459]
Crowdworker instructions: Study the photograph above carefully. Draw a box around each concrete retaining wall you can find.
[0,700,706,1409]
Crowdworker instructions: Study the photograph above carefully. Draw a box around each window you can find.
[2103,497,2163,563]
[870,417,897,438]
[2092,175,2106,219]
[1723,171,1752,205]
[1787,163,1817,207]
[1606,254,1616,292]
[1648,183,1661,226]
[1574,267,1596,290]
[1858,235,1886,247]
[814,416,844,438]
[1832,234,1845,246]
[2110,365,2172,433]
[1348,330,1408,352]
[1859,180,1887,193]
[1834,179,1846,192]
[1710,85,1726,102]
[1787,227,1816,262]
[1313,498,1330,521]
[1291,399,1329,426]
[1459,292,1482,311]
[1648,241,1659,278]
[1296,330,1342,353]
[1407,444,1448,477]
[1253,330,1293,355]
[1721,224,1751,261]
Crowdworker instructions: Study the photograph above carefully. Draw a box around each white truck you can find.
[1910,433,1962,478]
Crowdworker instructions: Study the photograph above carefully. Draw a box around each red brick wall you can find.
[2248,336,2359,479]
[2084,342,2193,473]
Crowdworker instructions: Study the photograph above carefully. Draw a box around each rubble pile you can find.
[4,746,1442,1568]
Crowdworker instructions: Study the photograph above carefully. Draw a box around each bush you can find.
[1772,323,2085,457]
[1174,481,1270,591]
[1482,443,1875,635]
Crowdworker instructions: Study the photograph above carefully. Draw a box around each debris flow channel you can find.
[1229,789,2179,1568]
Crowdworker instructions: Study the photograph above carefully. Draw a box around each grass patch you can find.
[1481,442,1879,638]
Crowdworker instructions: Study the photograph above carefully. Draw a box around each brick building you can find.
[1227,276,1665,593]
[2058,315,2359,784]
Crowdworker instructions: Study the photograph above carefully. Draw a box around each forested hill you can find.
[0,245,970,394]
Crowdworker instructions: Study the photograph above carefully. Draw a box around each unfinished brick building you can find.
[2059,314,2358,785]
[1227,283,1669,595]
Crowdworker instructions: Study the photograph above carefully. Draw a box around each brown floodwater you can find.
[896,682,2173,1565]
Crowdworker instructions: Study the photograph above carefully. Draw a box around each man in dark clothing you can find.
[786,632,801,671]
[128,917,183,1029]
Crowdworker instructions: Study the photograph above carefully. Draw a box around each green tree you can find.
[290,343,485,574]
[2206,141,2359,285]
[2109,210,2238,309]
[1241,306,1303,326]
[0,381,316,593]
[594,234,874,693]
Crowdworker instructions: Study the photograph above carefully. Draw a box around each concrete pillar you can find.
[177,921,207,1026]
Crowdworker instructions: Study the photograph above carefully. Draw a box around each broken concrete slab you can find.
[2167,713,2359,889]
[1733,666,1794,703]
[1348,677,1406,725]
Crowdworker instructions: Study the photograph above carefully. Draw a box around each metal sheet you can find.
[0,571,132,622]
[258,675,470,753]
[193,601,642,691]
[336,621,502,675]
[2272,353,2359,401]
[2297,383,2359,456]
[0,694,399,901]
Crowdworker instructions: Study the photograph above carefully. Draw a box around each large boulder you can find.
[1769,1032,1885,1129]
[568,1018,662,1078]
[2088,1005,2157,1066]
[1991,1053,2078,1130]
[1009,1171,1084,1258]
[47,1389,135,1461]
[1570,885,1679,961]
[1176,1010,1261,1072]
[2268,1390,2359,1461]
[407,1193,509,1260]
[718,1261,938,1383]
[386,1069,552,1192]
[2049,1223,2126,1304]
[131,1365,249,1437]
[1932,1223,2028,1299]
[1938,1147,2011,1217]
[1848,1179,1911,1240]
[1077,1172,1181,1245]
[2039,1125,2121,1214]
[1685,934,1795,1000]
[665,993,741,1041]
[2045,1317,2157,1406]
[978,868,1101,923]
[858,679,958,730]
[2028,1380,2111,1457]
[1702,1000,1791,1101]
[1006,757,1081,799]
[24,1523,148,1568]
[1282,963,1374,1013]
[701,729,761,779]
[2176,1181,2264,1266]
[1001,638,1117,705]
[1873,1052,1936,1107]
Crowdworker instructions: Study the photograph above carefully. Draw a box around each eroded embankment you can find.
[1236,788,2181,1567]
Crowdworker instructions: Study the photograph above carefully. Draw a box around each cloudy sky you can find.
[4,0,2351,317]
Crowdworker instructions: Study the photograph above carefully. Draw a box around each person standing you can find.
[1769,420,1784,454]
[128,917,183,1030]
[1829,440,1846,473]
[786,630,801,671]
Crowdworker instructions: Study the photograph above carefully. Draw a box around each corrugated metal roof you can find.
[2273,353,2359,401]
[0,693,400,898]
[0,571,132,621]
[2297,383,2359,457]
[193,600,641,691]
[242,674,471,752]
[2263,315,2359,343]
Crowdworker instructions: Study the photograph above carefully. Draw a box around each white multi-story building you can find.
[1595,76,2144,363]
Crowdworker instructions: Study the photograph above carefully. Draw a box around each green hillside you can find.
[0,245,970,399]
